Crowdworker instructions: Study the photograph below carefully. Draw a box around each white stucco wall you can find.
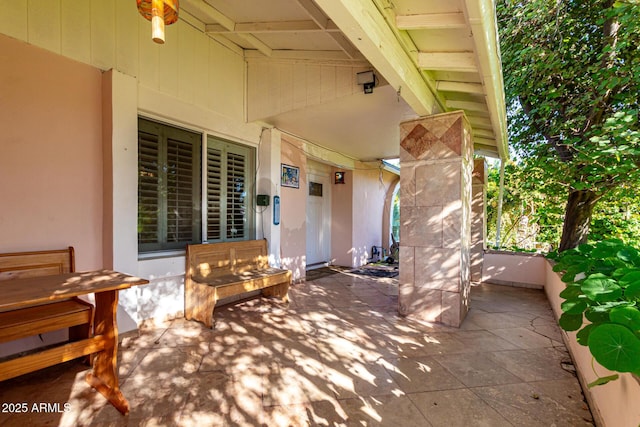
[482,250,546,289]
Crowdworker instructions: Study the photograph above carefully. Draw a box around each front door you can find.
[306,170,331,267]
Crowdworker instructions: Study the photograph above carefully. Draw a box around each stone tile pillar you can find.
[398,111,473,327]
[471,159,487,283]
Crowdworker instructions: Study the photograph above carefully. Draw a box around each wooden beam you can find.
[446,100,489,113]
[244,49,362,62]
[206,20,333,34]
[474,136,497,147]
[396,12,466,30]
[297,0,330,29]
[467,116,493,130]
[473,143,499,157]
[418,52,478,73]
[236,34,273,56]
[473,128,495,139]
[437,81,484,94]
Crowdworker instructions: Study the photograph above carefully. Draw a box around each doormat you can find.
[349,266,398,278]
[305,266,343,281]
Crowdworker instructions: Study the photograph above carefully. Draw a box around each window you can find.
[206,135,255,242]
[138,118,256,253]
[138,118,202,252]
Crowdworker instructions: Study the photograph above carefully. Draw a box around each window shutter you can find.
[207,147,222,241]
[206,136,255,243]
[138,131,160,244]
[166,137,196,243]
[138,117,202,253]
[226,152,246,239]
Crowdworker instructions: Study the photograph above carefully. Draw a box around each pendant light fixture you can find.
[136,0,179,44]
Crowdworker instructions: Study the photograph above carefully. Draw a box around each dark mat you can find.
[305,266,343,281]
[349,266,398,278]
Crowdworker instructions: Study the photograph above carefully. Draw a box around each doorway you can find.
[306,162,331,268]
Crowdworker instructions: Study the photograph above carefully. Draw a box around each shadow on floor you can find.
[0,273,594,426]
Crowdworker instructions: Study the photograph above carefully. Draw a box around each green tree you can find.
[497,0,640,251]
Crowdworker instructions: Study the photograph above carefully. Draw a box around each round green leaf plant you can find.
[549,240,640,387]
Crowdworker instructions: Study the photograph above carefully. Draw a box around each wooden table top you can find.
[0,270,149,311]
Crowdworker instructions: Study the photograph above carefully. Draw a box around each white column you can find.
[257,128,283,267]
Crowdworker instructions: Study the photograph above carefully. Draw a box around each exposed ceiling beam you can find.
[205,20,341,34]
[474,143,499,158]
[474,137,497,147]
[468,116,493,130]
[244,49,366,62]
[296,0,359,59]
[314,0,443,115]
[446,100,489,113]
[236,34,273,56]
[473,128,495,139]
[297,0,331,29]
[436,81,484,94]
[418,52,478,73]
[396,12,466,30]
[183,0,272,56]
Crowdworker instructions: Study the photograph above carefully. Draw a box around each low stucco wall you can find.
[545,260,640,427]
[482,250,546,288]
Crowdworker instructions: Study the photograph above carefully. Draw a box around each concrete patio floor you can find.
[0,271,594,426]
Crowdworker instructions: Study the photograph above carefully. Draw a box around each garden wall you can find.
[545,261,640,427]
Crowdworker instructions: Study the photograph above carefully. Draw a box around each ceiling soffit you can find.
[179,0,507,160]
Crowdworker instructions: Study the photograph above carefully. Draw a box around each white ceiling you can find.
[180,0,507,161]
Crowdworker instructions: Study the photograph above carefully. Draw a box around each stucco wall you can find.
[0,34,103,269]
[331,169,354,266]
[0,34,104,357]
[280,136,308,281]
[482,250,546,288]
[351,167,396,267]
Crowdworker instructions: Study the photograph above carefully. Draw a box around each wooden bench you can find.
[0,247,94,380]
[185,240,291,328]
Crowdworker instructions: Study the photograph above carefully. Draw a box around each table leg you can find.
[85,290,130,415]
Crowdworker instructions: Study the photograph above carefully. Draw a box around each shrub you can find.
[548,240,640,387]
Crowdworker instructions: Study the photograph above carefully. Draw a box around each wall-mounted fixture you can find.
[357,70,376,94]
[137,0,179,44]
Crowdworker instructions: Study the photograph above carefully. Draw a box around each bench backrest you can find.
[186,240,269,280]
[0,247,75,281]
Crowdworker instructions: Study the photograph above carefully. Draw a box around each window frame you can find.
[137,117,256,255]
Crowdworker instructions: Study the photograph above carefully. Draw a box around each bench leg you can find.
[185,282,217,329]
[263,282,290,303]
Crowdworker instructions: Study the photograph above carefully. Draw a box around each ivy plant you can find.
[548,239,640,387]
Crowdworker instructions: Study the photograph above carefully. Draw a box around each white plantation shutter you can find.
[138,130,160,245]
[138,118,202,252]
[206,146,222,241]
[206,136,255,242]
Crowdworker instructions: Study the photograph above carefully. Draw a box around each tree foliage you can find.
[497,0,640,250]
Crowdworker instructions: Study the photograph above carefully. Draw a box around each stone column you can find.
[398,111,473,327]
[471,159,487,283]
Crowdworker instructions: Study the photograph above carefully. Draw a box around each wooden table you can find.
[0,270,149,415]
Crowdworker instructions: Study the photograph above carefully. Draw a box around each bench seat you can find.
[0,299,93,344]
[0,247,94,380]
[185,240,291,328]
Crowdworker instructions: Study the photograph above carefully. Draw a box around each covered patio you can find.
[0,273,592,426]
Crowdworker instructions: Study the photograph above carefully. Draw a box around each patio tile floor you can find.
[0,272,594,426]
